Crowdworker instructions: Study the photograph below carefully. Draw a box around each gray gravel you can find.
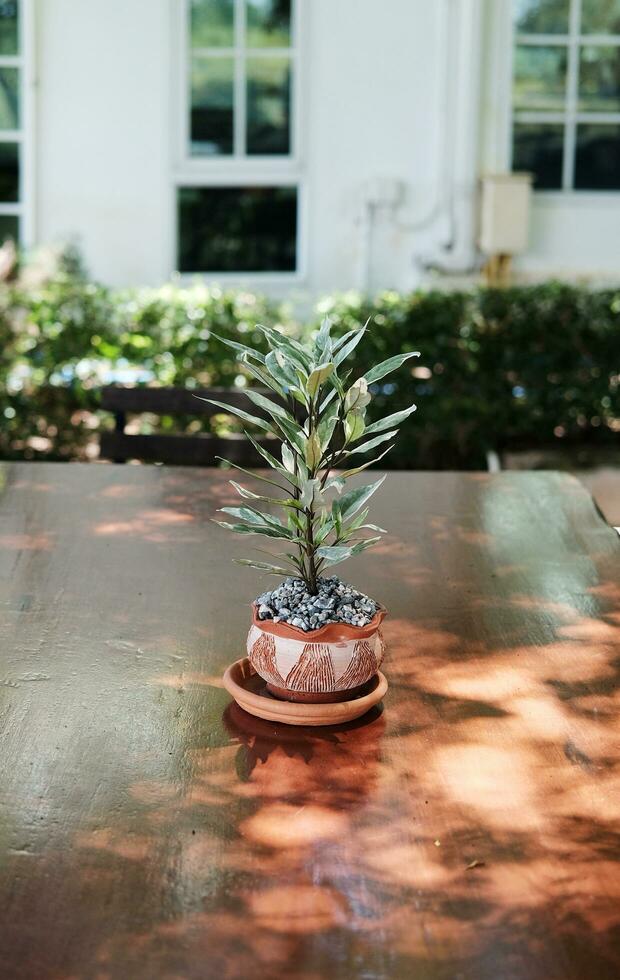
[255,576,380,632]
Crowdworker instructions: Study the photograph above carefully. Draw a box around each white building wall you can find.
[33,0,620,292]
[35,0,172,285]
[33,0,452,292]
[480,0,620,284]
[304,0,443,295]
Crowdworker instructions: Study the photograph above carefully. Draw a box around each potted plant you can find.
[206,317,418,706]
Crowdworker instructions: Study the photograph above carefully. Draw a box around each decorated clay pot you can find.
[247,604,386,703]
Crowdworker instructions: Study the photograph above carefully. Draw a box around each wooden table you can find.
[0,463,618,980]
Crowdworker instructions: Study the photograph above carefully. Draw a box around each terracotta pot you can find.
[247,604,386,703]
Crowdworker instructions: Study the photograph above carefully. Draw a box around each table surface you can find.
[0,463,619,980]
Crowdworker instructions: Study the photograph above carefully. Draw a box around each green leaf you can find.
[265,349,304,401]
[230,480,262,500]
[300,477,319,508]
[316,545,354,564]
[219,506,267,524]
[317,402,339,452]
[344,378,371,414]
[229,481,302,509]
[295,454,309,483]
[332,326,360,353]
[214,520,293,541]
[281,442,296,473]
[338,369,353,390]
[348,430,398,455]
[243,431,300,486]
[239,355,285,397]
[233,559,292,575]
[215,457,289,491]
[331,498,343,536]
[274,357,307,403]
[287,509,305,532]
[344,411,366,443]
[338,444,394,478]
[362,351,420,385]
[194,396,271,433]
[210,333,266,363]
[315,515,336,544]
[351,536,382,555]
[324,475,345,493]
[243,388,295,426]
[255,324,311,372]
[340,510,387,545]
[338,476,386,522]
[333,325,368,366]
[314,316,333,361]
[342,506,369,534]
[219,506,289,533]
[289,387,309,406]
[363,403,417,436]
[319,387,339,413]
[284,551,304,569]
[277,417,307,456]
[307,362,335,396]
[305,430,322,470]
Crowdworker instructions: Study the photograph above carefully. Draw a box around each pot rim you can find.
[250,603,387,642]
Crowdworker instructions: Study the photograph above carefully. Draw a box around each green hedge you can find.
[0,254,278,460]
[318,285,620,467]
[1,254,619,468]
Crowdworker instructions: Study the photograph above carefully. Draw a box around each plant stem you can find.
[305,392,320,594]
[287,393,310,586]
[305,506,318,594]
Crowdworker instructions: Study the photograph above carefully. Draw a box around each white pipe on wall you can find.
[354,0,485,290]
[415,0,484,274]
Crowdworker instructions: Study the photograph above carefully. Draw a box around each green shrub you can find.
[0,254,280,459]
[0,253,618,467]
[316,283,620,468]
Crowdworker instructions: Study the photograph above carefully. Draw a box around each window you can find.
[177,185,297,272]
[511,0,620,190]
[0,0,30,243]
[189,0,293,157]
[175,0,300,276]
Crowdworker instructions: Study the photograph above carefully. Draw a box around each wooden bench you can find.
[99,385,272,467]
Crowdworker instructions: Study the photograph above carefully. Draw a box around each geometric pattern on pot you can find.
[247,624,385,693]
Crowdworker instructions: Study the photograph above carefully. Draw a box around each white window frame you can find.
[0,0,35,246]
[171,0,305,283]
[487,0,620,200]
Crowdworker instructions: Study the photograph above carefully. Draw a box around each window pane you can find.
[513,0,569,34]
[579,45,620,111]
[575,123,620,189]
[513,122,564,188]
[0,67,18,130]
[0,1,18,56]
[177,186,297,272]
[581,0,620,34]
[190,0,234,48]
[246,57,291,154]
[0,213,18,242]
[513,45,567,110]
[190,57,234,155]
[246,0,291,47]
[0,142,19,201]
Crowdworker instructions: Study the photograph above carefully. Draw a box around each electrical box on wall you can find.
[479,173,533,256]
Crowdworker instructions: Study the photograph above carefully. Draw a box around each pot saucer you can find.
[222,657,388,727]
